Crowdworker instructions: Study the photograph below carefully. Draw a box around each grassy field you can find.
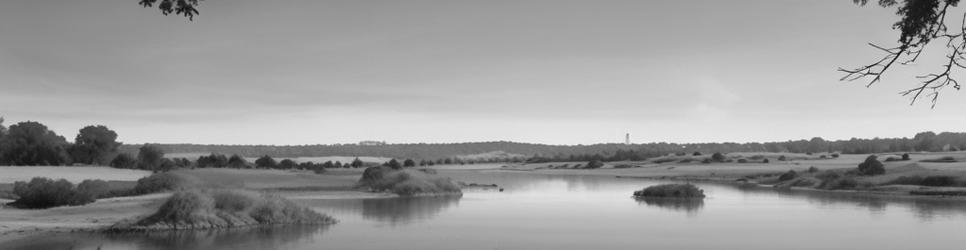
[0,166,151,184]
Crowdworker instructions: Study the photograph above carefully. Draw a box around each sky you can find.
[1,0,965,145]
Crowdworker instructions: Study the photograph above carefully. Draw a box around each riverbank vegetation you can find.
[356,166,461,196]
[633,184,706,198]
[108,189,336,231]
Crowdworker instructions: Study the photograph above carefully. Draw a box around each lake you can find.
[4,170,966,249]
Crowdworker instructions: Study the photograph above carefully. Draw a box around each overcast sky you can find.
[1,0,964,145]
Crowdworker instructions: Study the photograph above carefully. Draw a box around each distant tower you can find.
[625,133,630,145]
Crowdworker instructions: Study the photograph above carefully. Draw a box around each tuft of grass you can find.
[633,183,705,198]
[357,166,462,196]
[117,189,336,231]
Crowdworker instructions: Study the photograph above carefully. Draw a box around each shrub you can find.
[884,157,901,162]
[692,152,702,156]
[778,155,787,161]
[613,164,635,169]
[77,179,111,199]
[819,155,828,159]
[887,175,924,185]
[110,153,137,169]
[711,152,726,162]
[357,166,462,196]
[585,160,604,169]
[11,177,96,208]
[123,189,336,231]
[831,153,840,158]
[857,155,885,176]
[674,152,687,156]
[762,158,770,163]
[131,172,196,195]
[653,158,676,164]
[901,153,910,161]
[737,159,748,163]
[701,158,712,164]
[778,170,798,181]
[921,176,959,187]
[633,184,705,198]
[678,158,694,163]
[807,166,819,173]
[819,176,859,190]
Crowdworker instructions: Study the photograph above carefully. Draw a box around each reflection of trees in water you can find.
[635,197,704,216]
[730,184,966,221]
[362,195,461,225]
[102,224,329,250]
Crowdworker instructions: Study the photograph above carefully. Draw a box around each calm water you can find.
[5,171,966,249]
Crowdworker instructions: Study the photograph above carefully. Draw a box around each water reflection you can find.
[634,197,704,215]
[4,224,328,250]
[730,183,966,221]
[361,195,461,225]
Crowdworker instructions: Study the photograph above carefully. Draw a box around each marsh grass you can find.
[114,189,336,231]
[633,183,705,198]
[357,166,461,196]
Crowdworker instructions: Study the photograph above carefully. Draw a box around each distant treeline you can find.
[3,118,966,168]
[116,131,966,162]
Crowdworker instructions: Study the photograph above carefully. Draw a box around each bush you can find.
[819,176,859,190]
[762,158,770,163]
[711,152,726,162]
[807,166,819,173]
[131,172,196,195]
[737,159,748,163]
[121,189,336,231]
[692,152,702,156]
[110,153,137,169]
[921,176,960,187]
[357,166,462,196]
[11,177,96,208]
[633,184,705,198]
[585,160,604,169]
[857,155,885,176]
[778,170,798,181]
[653,158,676,164]
[887,175,924,185]
[777,155,787,161]
[901,153,910,161]
[831,153,840,158]
[884,157,901,162]
[701,158,712,164]
[77,179,111,199]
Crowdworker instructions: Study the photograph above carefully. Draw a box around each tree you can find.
[842,0,965,106]
[351,157,364,168]
[139,0,201,20]
[858,155,886,176]
[0,117,7,136]
[278,159,297,169]
[255,155,277,169]
[69,125,121,165]
[137,144,165,171]
[0,121,70,166]
[110,153,137,169]
[403,159,416,167]
[386,159,402,170]
[228,154,248,168]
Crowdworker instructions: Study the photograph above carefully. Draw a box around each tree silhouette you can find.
[139,0,201,20]
[137,144,165,171]
[0,121,70,165]
[842,0,964,106]
[70,125,121,165]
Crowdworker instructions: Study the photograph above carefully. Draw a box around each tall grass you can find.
[357,166,461,196]
[633,183,705,198]
[114,189,336,231]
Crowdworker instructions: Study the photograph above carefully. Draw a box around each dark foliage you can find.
[254,155,277,169]
[585,159,604,169]
[137,144,165,171]
[69,125,120,165]
[633,184,705,198]
[227,154,248,168]
[11,178,97,208]
[711,152,726,162]
[808,166,820,173]
[278,159,297,169]
[138,0,201,20]
[403,159,416,167]
[0,121,70,166]
[857,155,886,176]
[779,170,799,181]
[110,153,138,169]
[385,159,402,170]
